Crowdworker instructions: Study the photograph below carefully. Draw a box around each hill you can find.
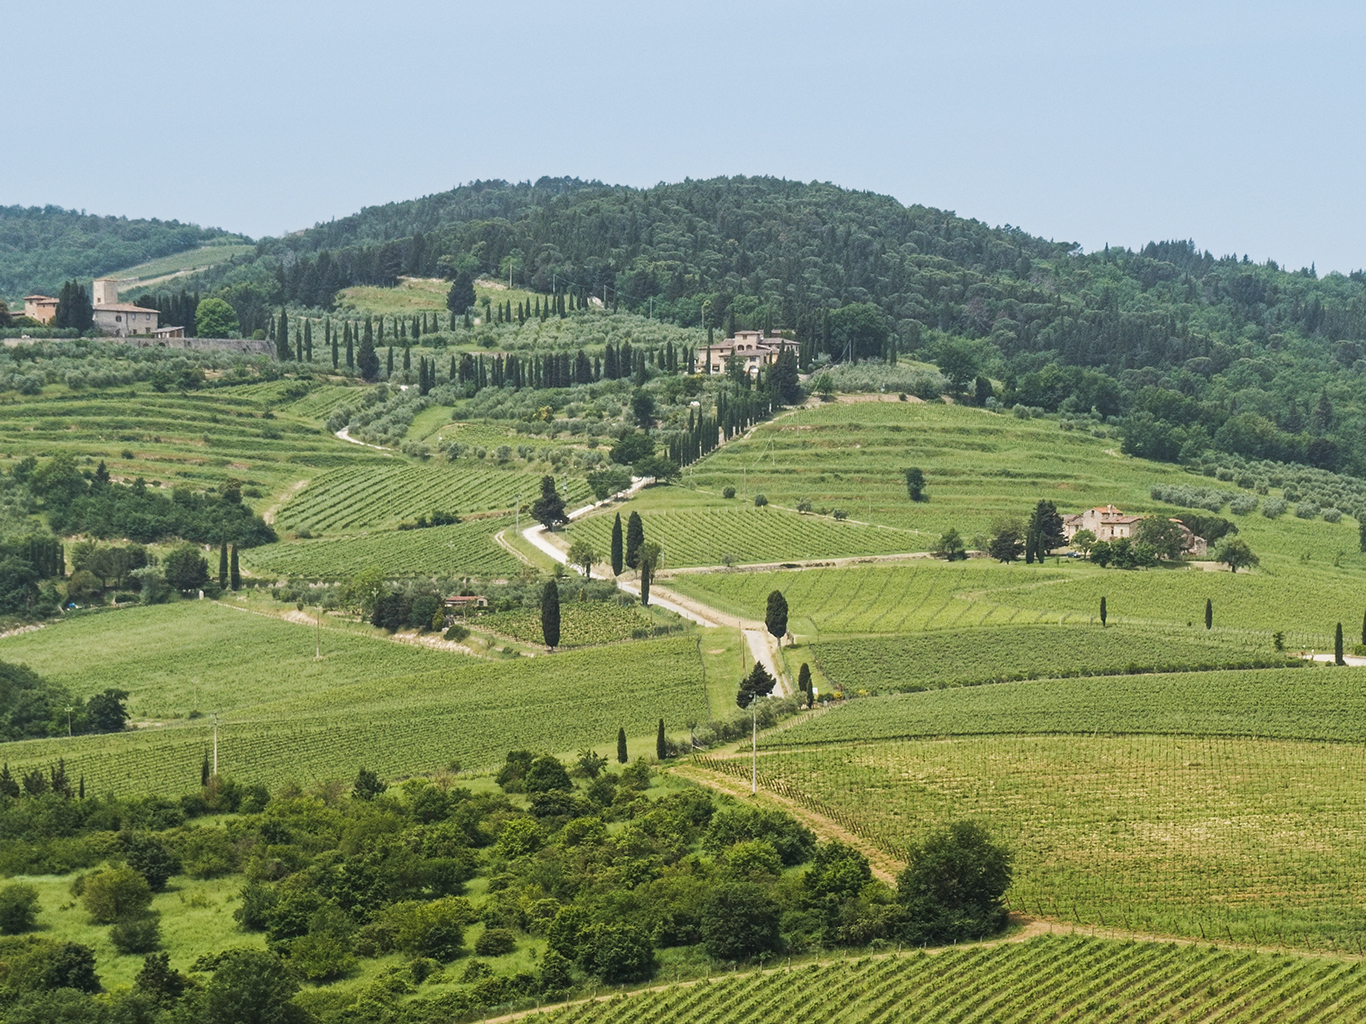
[0,204,246,300]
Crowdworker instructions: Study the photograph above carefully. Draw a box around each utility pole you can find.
[315,605,321,659]
[751,701,758,795]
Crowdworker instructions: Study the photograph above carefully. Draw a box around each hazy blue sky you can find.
[8,1,1365,271]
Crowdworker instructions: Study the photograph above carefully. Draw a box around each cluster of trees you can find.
[0,661,127,741]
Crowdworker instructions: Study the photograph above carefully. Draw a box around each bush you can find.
[700,882,782,961]
[1295,502,1321,519]
[577,922,656,983]
[1323,507,1343,523]
[111,911,161,954]
[722,486,736,499]
[1229,494,1259,516]
[81,866,152,924]
[1262,497,1288,518]
[0,883,40,934]
[444,623,470,642]
[288,932,355,981]
[474,927,517,956]
[703,806,816,865]
[753,494,768,507]
[897,822,1012,944]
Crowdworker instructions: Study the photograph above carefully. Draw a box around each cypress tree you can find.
[387,346,394,375]
[276,309,289,361]
[377,316,385,346]
[1360,607,1365,647]
[332,330,339,368]
[403,345,411,371]
[346,324,354,368]
[540,579,561,650]
[229,546,240,591]
[610,513,624,575]
[1099,596,1107,627]
[358,318,380,381]
[1336,622,1346,665]
[656,718,667,760]
[295,331,302,362]
[304,319,313,361]
[798,663,813,706]
[617,727,628,764]
[765,590,789,645]
[641,559,652,606]
[218,541,228,589]
[625,511,644,570]
[1205,598,1213,630]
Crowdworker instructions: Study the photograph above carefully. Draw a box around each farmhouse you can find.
[23,295,58,324]
[90,277,159,336]
[703,330,796,376]
[1063,504,1207,557]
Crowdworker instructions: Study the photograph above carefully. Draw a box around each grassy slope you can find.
[0,603,708,795]
[530,936,1366,1024]
[109,244,256,292]
[335,277,549,317]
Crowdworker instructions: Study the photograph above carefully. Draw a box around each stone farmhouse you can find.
[702,330,797,376]
[1062,504,1207,557]
[91,278,162,337]
[23,295,59,324]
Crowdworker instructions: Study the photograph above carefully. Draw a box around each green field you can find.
[108,243,256,291]
[476,600,661,648]
[335,276,549,318]
[530,936,1366,1023]
[567,488,921,568]
[0,603,708,794]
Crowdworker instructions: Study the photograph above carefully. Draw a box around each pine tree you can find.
[625,512,644,569]
[617,727,628,764]
[765,590,789,645]
[656,718,667,760]
[218,541,228,589]
[229,546,240,591]
[1100,596,1107,627]
[1336,622,1346,665]
[610,513,624,575]
[1205,598,1213,630]
[276,309,290,361]
[540,579,561,650]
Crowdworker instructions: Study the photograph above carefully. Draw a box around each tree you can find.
[737,661,776,710]
[0,882,39,934]
[531,476,568,530]
[445,269,476,314]
[55,280,94,332]
[617,727,628,764]
[86,689,130,733]
[1100,596,1107,627]
[827,302,889,361]
[610,513,624,575]
[1027,500,1066,559]
[576,922,656,984]
[194,297,238,338]
[566,540,596,579]
[934,528,967,561]
[797,662,813,707]
[625,511,645,569]
[765,590,789,645]
[218,541,228,589]
[524,755,572,793]
[275,309,290,361]
[935,339,980,393]
[1214,537,1258,573]
[82,865,152,924]
[163,544,209,592]
[1361,607,1365,648]
[122,831,179,890]
[700,882,782,961]
[136,951,187,1003]
[1071,528,1097,558]
[897,821,1012,944]
[638,541,660,606]
[200,949,306,1024]
[904,467,927,502]
[1205,598,1213,630]
[229,545,241,590]
[588,467,632,501]
[357,318,380,381]
[987,520,1024,563]
[1336,622,1346,665]
[353,766,386,800]
[540,579,560,650]
[631,389,656,430]
[656,718,667,760]
[1134,517,1186,561]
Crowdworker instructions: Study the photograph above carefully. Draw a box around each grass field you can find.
[529,935,1366,1023]
[335,276,550,318]
[476,600,663,648]
[567,487,921,568]
[108,243,256,292]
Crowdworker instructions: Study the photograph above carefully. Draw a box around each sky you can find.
[7,1,1366,272]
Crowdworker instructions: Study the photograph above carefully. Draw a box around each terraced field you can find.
[276,464,590,533]
[244,516,521,578]
[528,936,1366,1024]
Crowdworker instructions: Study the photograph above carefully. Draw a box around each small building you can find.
[92,303,160,337]
[92,278,125,307]
[153,325,185,341]
[703,330,797,376]
[23,295,58,324]
[1063,505,1206,556]
[443,595,488,611]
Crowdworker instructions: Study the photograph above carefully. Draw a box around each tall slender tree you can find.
[610,513,624,575]
[540,579,561,650]
[617,727,628,764]
[358,317,380,381]
[229,546,240,591]
[1100,596,1107,627]
[656,719,667,761]
[765,590,789,646]
[625,511,644,570]
[797,662,813,707]
[1336,622,1346,666]
[276,310,290,361]
[346,323,354,368]
[218,541,228,589]
[303,319,313,361]
[1205,598,1213,630]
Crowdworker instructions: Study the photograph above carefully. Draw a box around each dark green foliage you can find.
[135,952,186,1003]
[229,545,241,590]
[531,475,568,529]
[199,948,306,1024]
[121,831,179,890]
[41,942,100,993]
[765,590,788,643]
[54,281,93,332]
[617,727,628,764]
[357,317,380,381]
[798,663,813,706]
[474,926,516,956]
[703,805,816,865]
[904,467,927,502]
[935,528,967,561]
[987,522,1023,563]
[737,661,776,710]
[576,922,656,983]
[624,511,644,569]
[163,544,209,593]
[110,911,161,954]
[275,309,289,362]
[610,513,624,575]
[656,718,667,760]
[540,579,561,649]
[898,822,1012,944]
[0,883,39,934]
[218,541,228,588]
[1100,596,1107,627]
[1027,500,1066,561]
[523,755,571,794]
[1206,598,1214,630]
[353,767,385,800]
[1134,516,1187,561]
[700,882,782,961]
[1336,622,1346,666]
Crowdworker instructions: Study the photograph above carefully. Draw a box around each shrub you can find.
[1229,494,1259,515]
[288,932,355,981]
[832,508,848,520]
[577,922,656,983]
[474,927,517,957]
[111,911,161,954]
[722,486,736,499]
[1295,502,1321,519]
[443,623,470,642]
[81,866,152,924]
[0,883,40,934]
[1323,507,1343,523]
[700,882,782,961]
[1262,497,1288,518]
[897,821,1012,944]
[753,494,768,507]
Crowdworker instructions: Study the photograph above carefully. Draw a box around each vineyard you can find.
[702,730,1366,948]
[476,601,662,647]
[568,495,917,568]
[768,666,1366,747]
[243,516,522,578]
[525,935,1366,1023]
[809,625,1281,694]
[275,463,590,533]
[0,635,709,797]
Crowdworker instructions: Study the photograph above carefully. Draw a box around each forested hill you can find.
[0,205,241,298]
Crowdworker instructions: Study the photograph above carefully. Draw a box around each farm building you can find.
[444,595,488,610]
[23,295,58,324]
[703,330,796,376]
[1063,504,1207,556]
[92,303,160,337]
